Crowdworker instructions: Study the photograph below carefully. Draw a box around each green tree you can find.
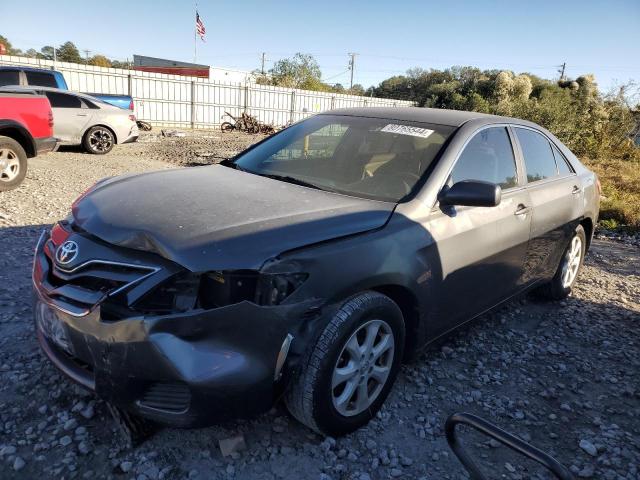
[348,84,365,96]
[40,46,55,60]
[89,54,111,68]
[56,41,82,63]
[0,34,21,55]
[268,53,323,89]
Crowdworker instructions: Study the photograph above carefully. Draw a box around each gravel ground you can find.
[0,130,638,480]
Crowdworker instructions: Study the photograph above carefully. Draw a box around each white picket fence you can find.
[0,55,414,128]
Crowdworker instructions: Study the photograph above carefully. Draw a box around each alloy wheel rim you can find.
[561,235,582,288]
[89,129,113,152]
[331,319,395,417]
[0,148,20,182]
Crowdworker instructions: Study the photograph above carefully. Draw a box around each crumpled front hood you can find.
[72,165,395,271]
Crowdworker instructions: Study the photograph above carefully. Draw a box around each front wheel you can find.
[0,136,28,192]
[83,126,115,154]
[285,291,405,436]
[536,224,586,300]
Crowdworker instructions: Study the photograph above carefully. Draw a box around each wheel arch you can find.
[0,123,36,157]
[83,124,118,144]
[580,217,594,251]
[369,284,421,361]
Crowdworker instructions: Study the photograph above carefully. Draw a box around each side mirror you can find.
[439,180,502,207]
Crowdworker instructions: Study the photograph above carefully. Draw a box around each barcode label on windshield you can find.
[380,124,434,138]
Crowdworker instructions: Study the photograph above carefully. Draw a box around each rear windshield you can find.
[233,114,454,202]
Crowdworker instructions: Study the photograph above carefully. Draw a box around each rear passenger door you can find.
[44,91,94,143]
[512,126,583,283]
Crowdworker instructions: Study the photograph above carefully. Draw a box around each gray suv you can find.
[33,107,600,436]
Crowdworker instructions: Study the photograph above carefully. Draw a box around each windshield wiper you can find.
[257,173,325,191]
[220,162,325,191]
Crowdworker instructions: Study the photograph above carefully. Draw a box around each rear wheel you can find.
[536,224,586,300]
[220,122,235,132]
[83,126,115,154]
[285,291,405,436]
[0,136,27,192]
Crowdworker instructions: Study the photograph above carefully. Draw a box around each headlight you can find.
[200,270,308,308]
[133,269,308,315]
[256,273,308,306]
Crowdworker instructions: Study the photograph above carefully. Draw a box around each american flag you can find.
[196,12,206,41]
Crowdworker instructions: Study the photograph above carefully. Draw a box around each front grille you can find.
[137,382,191,414]
[41,239,158,316]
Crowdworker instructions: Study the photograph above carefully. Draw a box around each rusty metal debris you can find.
[137,120,153,131]
[221,111,278,135]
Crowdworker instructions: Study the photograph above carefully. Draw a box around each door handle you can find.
[571,185,581,195]
[76,113,88,117]
[514,205,530,216]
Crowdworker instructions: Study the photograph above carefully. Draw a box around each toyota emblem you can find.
[56,240,79,265]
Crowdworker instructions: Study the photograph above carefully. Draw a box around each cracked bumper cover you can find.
[33,233,319,427]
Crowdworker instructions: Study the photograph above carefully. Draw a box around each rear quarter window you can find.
[45,91,82,108]
[25,71,58,88]
[551,143,574,175]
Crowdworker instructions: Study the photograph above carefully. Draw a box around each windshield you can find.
[232,114,454,202]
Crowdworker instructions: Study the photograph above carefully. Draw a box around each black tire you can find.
[285,291,405,436]
[220,122,235,132]
[83,126,115,155]
[536,224,586,300]
[0,135,28,192]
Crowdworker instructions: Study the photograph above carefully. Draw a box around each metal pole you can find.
[53,47,57,69]
[244,83,250,114]
[261,52,266,75]
[348,53,357,90]
[190,80,196,129]
[194,1,198,63]
[289,91,296,124]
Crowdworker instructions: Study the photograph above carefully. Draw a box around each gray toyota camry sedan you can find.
[33,107,600,436]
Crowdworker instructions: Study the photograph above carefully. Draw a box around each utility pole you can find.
[83,49,91,64]
[348,52,357,90]
[558,62,566,81]
[261,52,266,75]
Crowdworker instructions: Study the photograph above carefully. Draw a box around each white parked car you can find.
[1,87,138,154]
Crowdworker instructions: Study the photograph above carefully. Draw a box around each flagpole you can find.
[194,1,197,63]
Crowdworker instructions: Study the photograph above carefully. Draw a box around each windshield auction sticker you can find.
[380,124,434,138]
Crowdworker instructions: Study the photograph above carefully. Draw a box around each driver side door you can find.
[425,126,532,335]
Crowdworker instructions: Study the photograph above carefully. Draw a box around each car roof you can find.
[0,66,61,74]
[321,107,533,128]
[0,85,106,103]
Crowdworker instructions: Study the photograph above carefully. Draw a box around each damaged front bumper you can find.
[32,229,323,427]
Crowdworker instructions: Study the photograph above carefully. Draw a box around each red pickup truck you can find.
[0,90,56,191]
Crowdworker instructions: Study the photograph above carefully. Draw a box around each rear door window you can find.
[450,127,518,189]
[25,71,58,88]
[0,70,20,86]
[45,91,82,108]
[514,127,558,183]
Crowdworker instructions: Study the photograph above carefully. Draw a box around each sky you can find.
[1,0,639,92]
